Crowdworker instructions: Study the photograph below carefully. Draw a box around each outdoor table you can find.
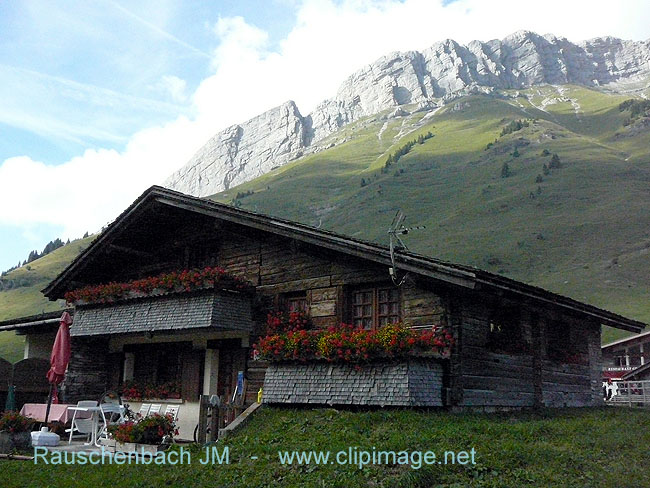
[68,404,125,446]
[19,403,90,424]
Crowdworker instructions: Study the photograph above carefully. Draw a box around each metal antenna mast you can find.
[387,211,425,286]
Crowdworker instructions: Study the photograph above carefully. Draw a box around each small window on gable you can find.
[352,286,400,329]
[487,306,525,354]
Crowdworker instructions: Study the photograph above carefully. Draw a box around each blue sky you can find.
[1,0,649,272]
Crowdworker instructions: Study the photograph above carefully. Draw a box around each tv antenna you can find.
[387,211,425,286]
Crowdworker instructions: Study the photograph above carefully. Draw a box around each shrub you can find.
[501,162,511,178]
[500,119,529,137]
[0,412,34,433]
[549,153,562,169]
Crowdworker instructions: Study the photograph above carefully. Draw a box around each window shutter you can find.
[181,350,205,401]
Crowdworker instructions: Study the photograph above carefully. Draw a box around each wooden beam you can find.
[107,243,153,258]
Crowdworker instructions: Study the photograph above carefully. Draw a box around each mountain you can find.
[3,33,650,362]
[165,31,650,197]
[206,83,650,345]
[0,236,94,362]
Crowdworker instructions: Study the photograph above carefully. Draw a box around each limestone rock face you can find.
[164,101,307,196]
[165,32,650,197]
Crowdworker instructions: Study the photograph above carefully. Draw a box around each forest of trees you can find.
[1,238,69,279]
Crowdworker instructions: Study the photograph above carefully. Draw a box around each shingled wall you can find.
[71,290,253,337]
[262,359,444,407]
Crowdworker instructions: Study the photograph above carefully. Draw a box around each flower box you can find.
[254,315,453,364]
[123,398,184,404]
[115,442,168,455]
[64,266,252,305]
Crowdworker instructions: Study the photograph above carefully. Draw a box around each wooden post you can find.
[198,395,208,444]
[209,405,219,442]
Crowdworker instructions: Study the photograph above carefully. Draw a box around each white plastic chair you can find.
[67,400,98,444]
[164,405,179,421]
[96,402,126,445]
[149,403,162,415]
[138,403,152,418]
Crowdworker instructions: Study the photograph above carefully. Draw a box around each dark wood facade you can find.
[39,186,645,410]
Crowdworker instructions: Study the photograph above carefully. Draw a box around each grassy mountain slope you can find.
[0,236,93,362]
[212,86,650,344]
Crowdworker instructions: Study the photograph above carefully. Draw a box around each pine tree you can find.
[535,174,543,183]
[549,153,562,169]
[542,164,550,176]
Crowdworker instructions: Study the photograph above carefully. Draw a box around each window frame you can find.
[351,285,401,329]
[282,292,309,314]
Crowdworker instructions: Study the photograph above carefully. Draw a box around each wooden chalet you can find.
[22,185,645,437]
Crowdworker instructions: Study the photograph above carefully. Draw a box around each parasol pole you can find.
[44,384,54,426]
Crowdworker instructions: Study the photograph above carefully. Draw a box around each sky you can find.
[0,0,649,272]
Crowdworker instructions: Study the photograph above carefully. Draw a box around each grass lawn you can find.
[2,407,649,487]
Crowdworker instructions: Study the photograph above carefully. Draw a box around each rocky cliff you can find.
[164,31,650,197]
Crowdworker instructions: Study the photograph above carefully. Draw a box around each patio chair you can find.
[138,403,152,418]
[95,403,126,445]
[67,400,98,444]
[149,403,162,415]
[164,405,179,421]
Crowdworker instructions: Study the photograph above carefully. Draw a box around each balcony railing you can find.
[607,380,650,407]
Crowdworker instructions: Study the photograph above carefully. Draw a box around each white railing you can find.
[606,380,650,407]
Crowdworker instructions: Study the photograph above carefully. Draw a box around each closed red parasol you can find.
[44,311,72,424]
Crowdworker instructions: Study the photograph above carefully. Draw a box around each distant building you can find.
[601,331,650,380]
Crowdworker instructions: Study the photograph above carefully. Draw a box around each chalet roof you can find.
[622,361,650,380]
[0,309,72,333]
[602,330,650,351]
[43,185,646,333]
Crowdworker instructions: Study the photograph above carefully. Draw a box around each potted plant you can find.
[0,411,34,453]
[108,413,178,454]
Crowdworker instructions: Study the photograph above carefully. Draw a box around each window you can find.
[487,306,525,354]
[127,342,189,386]
[352,286,400,329]
[287,296,308,313]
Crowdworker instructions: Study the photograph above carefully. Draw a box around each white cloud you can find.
[1,0,649,249]
[158,75,189,103]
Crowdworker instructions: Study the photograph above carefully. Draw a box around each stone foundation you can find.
[262,359,443,407]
